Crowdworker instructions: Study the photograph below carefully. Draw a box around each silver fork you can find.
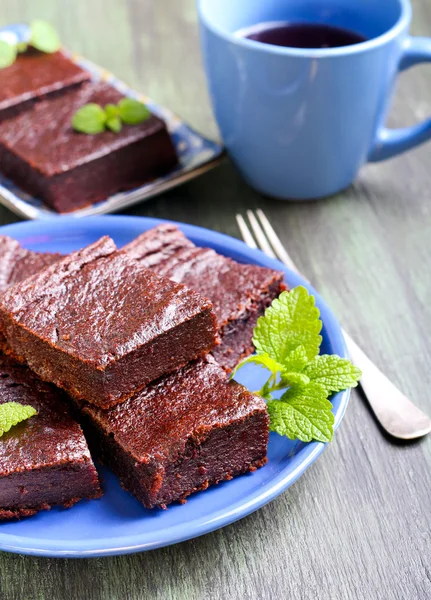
[236,209,431,440]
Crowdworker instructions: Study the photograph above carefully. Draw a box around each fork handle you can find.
[343,329,431,439]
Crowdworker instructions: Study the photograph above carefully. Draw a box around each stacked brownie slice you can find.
[0,50,91,123]
[80,357,268,509]
[0,235,61,293]
[0,354,102,520]
[0,237,101,519]
[122,223,286,371]
[0,236,218,408]
[0,229,280,515]
[0,52,178,213]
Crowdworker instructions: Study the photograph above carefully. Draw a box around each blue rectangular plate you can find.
[0,24,224,220]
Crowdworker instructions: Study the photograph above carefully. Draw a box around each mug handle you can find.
[368,36,431,162]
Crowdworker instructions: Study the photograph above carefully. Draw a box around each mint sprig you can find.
[232,287,361,443]
[0,402,37,437]
[0,21,60,70]
[72,98,150,134]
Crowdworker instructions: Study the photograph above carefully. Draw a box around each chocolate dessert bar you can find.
[0,236,218,408]
[0,82,178,212]
[0,50,91,123]
[80,357,269,509]
[0,235,61,293]
[123,224,286,371]
[0,354,101,520]
[0,236,61,348]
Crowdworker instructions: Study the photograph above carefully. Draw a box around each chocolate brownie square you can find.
[0,354,101,520]
[123,224,286,371]
[0,50,90,123]
[0,81,178,212]
[0,236,218,408]
[0,235,61,293]
[79,357,269,509]
[0,236,61,349]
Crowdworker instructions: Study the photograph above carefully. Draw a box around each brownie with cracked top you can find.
[0,49,90,123]
[0,236,218,408]
[0,81,178,212]
[0,236,62,348]
[0,235,61,293]
[0,354,101,520]
[79,357,269,509]
[122,224,286,371]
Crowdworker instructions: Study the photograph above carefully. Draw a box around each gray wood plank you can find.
[0,1,430,599]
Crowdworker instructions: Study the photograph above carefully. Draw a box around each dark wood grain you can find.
[0,1,430,599]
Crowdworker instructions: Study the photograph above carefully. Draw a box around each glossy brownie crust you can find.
[123,224,286,370]
[0,355,101,520]
[0,50,91,123]
[0,82,178,212]
[0,237,218,408]
[0,236,62,348]
[0,235,61,293]
[80,357,269,509]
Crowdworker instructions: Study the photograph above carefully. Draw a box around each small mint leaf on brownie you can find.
[105,104,120,119]
[118,98,151,125]
[72,103,107,134]
[106,116,122,133]
[30,20,61,54]
[0,402,37,437]
[73,99,151,134]
[0,40,16,69]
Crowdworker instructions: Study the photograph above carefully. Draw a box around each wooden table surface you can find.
[0,1,430,599]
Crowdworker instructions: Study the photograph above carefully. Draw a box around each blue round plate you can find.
[0,216,349,558]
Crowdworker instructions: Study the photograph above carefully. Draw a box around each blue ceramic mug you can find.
[198,0,431,199]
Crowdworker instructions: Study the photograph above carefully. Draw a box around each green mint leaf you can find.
[303,354,361,395]
[280,372,310,387]
[231,286,358,443]
[282,345,309,373]
[268,383,334,443]
[0,40,17,69]
[253,287,322,365]
[72,99,151,134]
[30,20,61,53]
[72,103,107,134]
[118,98,150,125]
[231,353,285,380]
[106,116,122,133]
[0,402,37,437]
[105,104,119,119]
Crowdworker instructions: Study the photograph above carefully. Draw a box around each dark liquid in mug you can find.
[243,22,367,49]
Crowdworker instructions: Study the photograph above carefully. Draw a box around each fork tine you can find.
[256,209,304,279]
[246,210,277,259]
[236,214,258,249]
